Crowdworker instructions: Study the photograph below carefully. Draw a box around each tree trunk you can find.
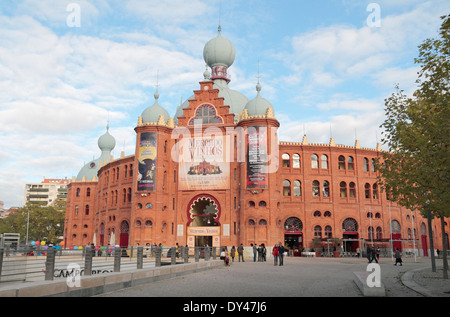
[427,209,436,272]
[440,216,448,279]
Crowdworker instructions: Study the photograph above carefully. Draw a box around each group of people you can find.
[271,242,285,266]
[366,245,403,266]
[220,244,245,266]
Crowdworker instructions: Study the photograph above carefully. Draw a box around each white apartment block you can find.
[24,177,71,206]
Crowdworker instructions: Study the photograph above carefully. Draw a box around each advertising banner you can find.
[246,126,268,188]
[178,135,230,190]
[137,132,157,191]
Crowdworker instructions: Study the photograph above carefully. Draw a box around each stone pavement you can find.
[96,256,450,298]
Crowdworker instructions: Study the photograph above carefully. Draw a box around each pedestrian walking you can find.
[369,246,378,263]
[278,242,285,266]
[257,244,262,262]
[272,244,279,265]
[237,243,244,262]
[394,248,402,266]
[252,243,257,262]
[376,247,380,260]
[262,244,267,262]
[230,246,236,262]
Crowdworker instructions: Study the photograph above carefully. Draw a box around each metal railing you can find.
[0,245,219,284]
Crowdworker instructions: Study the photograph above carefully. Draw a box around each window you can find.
[76,188,80,197]
[376,227,382,240]
[368,226,374,240]
[85,205,89,216]
[365,183,371,199]
[145,220,153,227]
[259,201,267,207]
[293,180,301,196]
[367,212,373,218]
[372,183,378,199]
[314,225,322,238]
[248,219,256,226]
[340,181,347,198]
[259,219,267,226]
[312,180,320,197]
[293,154,300,168]
[325,226,332,238]
[284,217,303,232]
[348,156,354,170]
[86,187,91,197]
[363,158,369,172]
[338,155,346,170]
[311,154,319,169]
[136,220,142,227]
[371,159,376,172]
[282,153,290,167]
[324,211,332,217]
[189,104,223,124]
[248,201,255,207]
[321,154,328,169]
[322,181,330,197]
[314,210,321,217]
[342,218,358,232]
[283,180,291,196]
[349,182,356,198]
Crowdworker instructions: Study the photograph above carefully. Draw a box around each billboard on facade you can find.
[137,132,157,191]
[246,126,268,188]
[178,135,230,190]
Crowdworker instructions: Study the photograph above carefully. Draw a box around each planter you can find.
[333,251,340,258]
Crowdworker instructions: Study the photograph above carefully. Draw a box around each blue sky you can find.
[0,0,448,208]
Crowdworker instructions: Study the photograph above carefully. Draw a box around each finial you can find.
[218,24,222,34]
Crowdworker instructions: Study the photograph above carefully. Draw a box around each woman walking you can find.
[272,244,279,266]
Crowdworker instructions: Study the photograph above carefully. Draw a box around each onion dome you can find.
[203,25,236,69]
[141,90,170,124]
[97,124,116,152]
[244,81,274,117]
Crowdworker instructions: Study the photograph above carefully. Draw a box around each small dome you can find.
[203,26,236,68]
[141,90,170,124]
[98,124,116,152]
[244,82,273,117]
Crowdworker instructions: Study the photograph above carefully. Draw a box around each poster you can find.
[137,132,157,191]
[178,135,230,190]
[246,126,268,188]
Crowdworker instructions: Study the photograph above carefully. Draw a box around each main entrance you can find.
[186,194,221,250]
[284,217,303,256]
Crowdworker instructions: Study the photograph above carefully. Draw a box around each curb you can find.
[401,267,440,297]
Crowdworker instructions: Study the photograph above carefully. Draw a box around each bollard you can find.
[155,247,161,267]
[205,247,210,261]
[45,248,56,280]
[137,246,143,269]
[0,248,3,282]
[195,247,199,262]
[212,247,216,260]
[170,247,176,265]
[184,246,189,263]
[84,247,93,276]
[114,247,121,272]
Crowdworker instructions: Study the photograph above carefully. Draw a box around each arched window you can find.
[338,155,346,170]
[311,154,319,169]
[340,181,347,198]
[293,180,301,196]
[189,104,223,124]
[372,183,378,199]
[342,218,358,232]
[368,226,374,240]
[312,180,320,197]
[324,211,332,217]
[325,225,332,238]
[314,210,321,217]
[349,182,356,198]
[85,205,89,216]
[391,220,401,233]
[322,180,330,197]
[367,212,373,218]
[76,188,80,197]
[145,220,153,227]
[363,158,369,172]
[284,217,303,232]
[371,159,376,172]
[283,180,291,196]
[376,227,382,240]
[259,201,267,207]
[259,219,267,226]
[293,154,300,168]
[248,219,256,226]
[136,220,142,227]
[248,201,255,207]
[314,225,322,238]
[348,156,354,170]
[86,187,91,197]
[365,183,371,199]
[321,154,328,169]
[282,153,290,167]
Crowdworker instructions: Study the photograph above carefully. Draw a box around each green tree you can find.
[0,201,65,244]
[377,14,449,278]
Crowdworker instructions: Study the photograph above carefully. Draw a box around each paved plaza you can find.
[96,256,450,298]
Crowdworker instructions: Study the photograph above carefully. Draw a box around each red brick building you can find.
[64,27,449,255]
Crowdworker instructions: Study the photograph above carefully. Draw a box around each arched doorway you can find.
[187,194,221,249]
[284,217,303,256]
[342,217,359,252]
[391,220,402,252]
[420,222,428,256]
[119,220,129,248]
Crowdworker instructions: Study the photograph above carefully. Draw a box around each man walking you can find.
[369,246,378,263]
[278,242,285,266]
[237,243,245,262]
[252,243,257,262]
